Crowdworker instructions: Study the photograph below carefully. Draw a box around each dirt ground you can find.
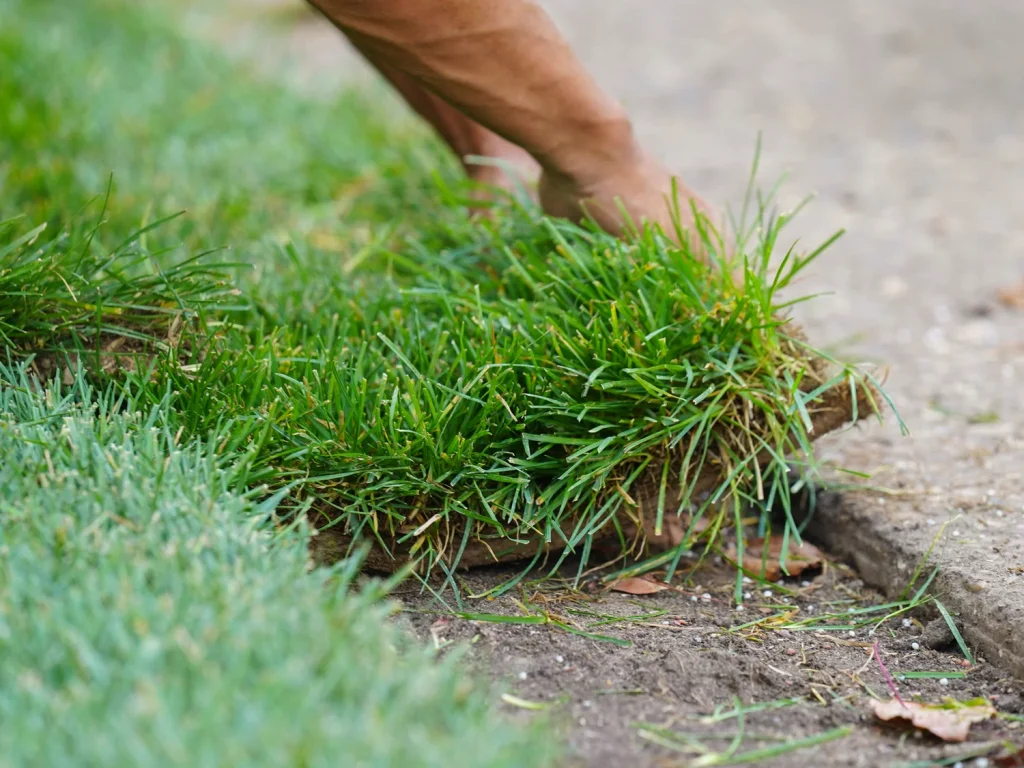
[392,555,1022,768]
[194,1,1024,764]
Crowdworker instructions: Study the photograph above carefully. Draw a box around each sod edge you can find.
[305,326,880,574]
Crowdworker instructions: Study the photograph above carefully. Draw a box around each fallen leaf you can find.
[994,745,1024,767]
[608,577,669,595]
[871,698,996,742]
[998,282,1024,310]
[726,536,825,581]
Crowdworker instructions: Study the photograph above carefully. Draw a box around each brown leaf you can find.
[871,698,995,742]
[994,745,1024,767]
[608,577,669,595]
[997,282,1024,310]
[727,536,825,581]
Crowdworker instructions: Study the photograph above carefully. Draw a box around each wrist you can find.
[538,113,643,190]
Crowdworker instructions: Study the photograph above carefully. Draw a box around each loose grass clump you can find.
[162,195,880,579]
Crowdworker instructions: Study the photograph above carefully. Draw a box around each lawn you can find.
[0,0,881,764]
[1,0,554,765]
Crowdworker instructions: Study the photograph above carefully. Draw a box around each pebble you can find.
[743,591,752,600]
[801,581,811,588]
[690,595,698,602]
[555,655,564,664]
[848,630,857,637]
[736,604,745,612]
[975,758,990,767]
[785,648,797,656]
[762,589,772,597]
[518,671,528,680]
[940,678,949,686]
[902,618,912,628]
[693,636,703,644]
[702,593,712,601]
[911,642,920,651]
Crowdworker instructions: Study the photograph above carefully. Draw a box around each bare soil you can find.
[394,556,1023,767]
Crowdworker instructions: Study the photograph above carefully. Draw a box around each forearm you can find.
[308,0,640,183]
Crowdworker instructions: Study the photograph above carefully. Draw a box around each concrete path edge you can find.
[809,492,1024,679]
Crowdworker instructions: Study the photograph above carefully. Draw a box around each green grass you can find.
[0,0,557,764]
[1,0,886,761]
[1,0,885,581]
[0,364,555,767]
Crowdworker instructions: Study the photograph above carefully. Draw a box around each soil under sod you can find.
[394,557,1024,768]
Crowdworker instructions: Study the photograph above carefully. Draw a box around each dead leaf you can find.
[994,745,1024,767]
[998,282,1024,310]
[608,577,669,595]
[871,698,995,742]
[726,536,824,581]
